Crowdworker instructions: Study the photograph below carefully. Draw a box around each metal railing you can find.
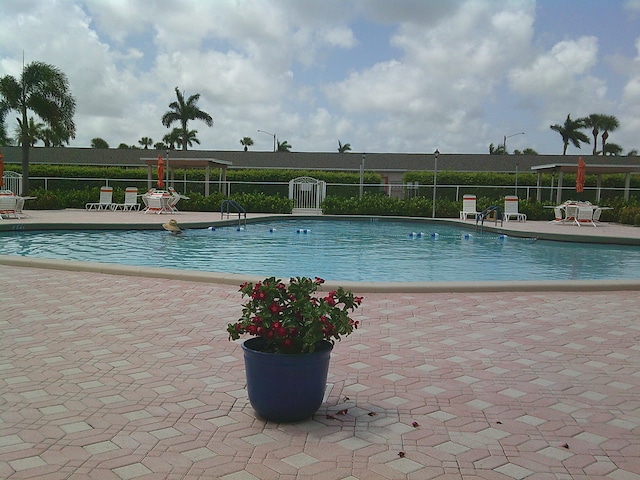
[21,176,640,203]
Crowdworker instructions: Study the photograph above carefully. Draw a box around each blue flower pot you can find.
[241,338,333,423]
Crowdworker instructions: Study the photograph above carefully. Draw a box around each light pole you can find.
[257,130,276,152]
[359,153,365,199]
[432,149,439,218]
[165,149,170,188]
[503,132,524,153]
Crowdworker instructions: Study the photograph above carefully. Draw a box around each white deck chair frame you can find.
[503,196,526,222]
[86,186,114,210]
[459,194,479,220]
[113,187,140,211]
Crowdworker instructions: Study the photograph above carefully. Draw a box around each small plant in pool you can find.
[227,276,363,354]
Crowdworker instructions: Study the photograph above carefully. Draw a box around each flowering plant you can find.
[227,276,363,354]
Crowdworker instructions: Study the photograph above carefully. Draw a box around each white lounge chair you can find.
[592,207,603,225]
[503,196,526,222]
[459,194,479,220]
[86,186,114,210]
[112,187,140,211]
[0,194,18,219]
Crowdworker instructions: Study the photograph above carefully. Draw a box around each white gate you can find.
[289,176,326,215]
[1,171,22,195]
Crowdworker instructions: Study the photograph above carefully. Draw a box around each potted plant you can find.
[227,276,363,422]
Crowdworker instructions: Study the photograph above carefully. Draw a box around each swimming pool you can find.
[1,218,639,283]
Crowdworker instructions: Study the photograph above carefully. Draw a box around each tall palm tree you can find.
[138,136,153,149]
[161,87,213,151]
[240,136,254,151]
[549,114,590,155]
[599,114,620,156]
[0,61,76,194]
[277,140,292,152]
[338,140,351,153]
[580,113,606,155]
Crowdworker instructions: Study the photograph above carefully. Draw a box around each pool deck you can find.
[2,211,640,479]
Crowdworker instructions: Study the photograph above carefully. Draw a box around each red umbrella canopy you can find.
[0,152,4,188]
[576,157,586,193]
[157,155,165,188]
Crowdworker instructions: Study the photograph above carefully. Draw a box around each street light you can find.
[257,130,276,152]
[432,149,439,218]
[503,132,524,153]
[359,153,365,199]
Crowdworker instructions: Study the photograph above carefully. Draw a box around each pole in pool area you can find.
[432,149,439,218]
[165,150,170,189]
[515,163,519,196]
[359,153,365,199]
[258,130,276,152]
[503,132,524,153]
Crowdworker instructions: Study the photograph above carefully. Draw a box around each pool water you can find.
[1,219,639,283]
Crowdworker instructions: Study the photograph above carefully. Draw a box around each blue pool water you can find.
[1,218,639,283]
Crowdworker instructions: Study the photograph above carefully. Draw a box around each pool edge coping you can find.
[3,254,640,293]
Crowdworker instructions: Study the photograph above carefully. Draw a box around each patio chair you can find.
[168,187,189,212]
[575,206,596,227]
[503,196,526,222]
[0,194,18,219]
[591,207,603,225]
[112,187,140,211]
[86,186,114,210]
[143,195,165,214]
[459,194,479,220]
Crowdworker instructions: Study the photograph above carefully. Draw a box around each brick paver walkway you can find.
[2,265,639,479]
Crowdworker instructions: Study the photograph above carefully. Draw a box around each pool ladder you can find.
[475,206,503,232]
[220,200,247,228]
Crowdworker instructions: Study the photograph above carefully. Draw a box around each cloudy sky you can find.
[1,0,640,156]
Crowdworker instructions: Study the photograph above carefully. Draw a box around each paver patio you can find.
[2,263,640,479]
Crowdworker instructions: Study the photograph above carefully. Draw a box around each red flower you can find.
[269,302,282,314]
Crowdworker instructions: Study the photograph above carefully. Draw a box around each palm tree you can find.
[91,137,109,149]
[177,129,201,149]
[489,143,506,155]
[161,87,213,151]
[277,140,292,152]
[0,103,11,145]
[338,140,351,153]
[153,141,165,149]
[162,128,182,150]
[0,61,76,194]
[41,126,69,147]
[599,114,620,156]
[549,114,590,155]
[15,117,45,146]
[138,136,153,149]
[240,136,254,151]
[580,113,606,155]
[627,149,638,157]
[603,142,623,156]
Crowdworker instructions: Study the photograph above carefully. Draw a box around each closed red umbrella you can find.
[0,151,4,188]
[576,157,586,193]
[157,155,165,188]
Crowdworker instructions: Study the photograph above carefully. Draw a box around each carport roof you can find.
[142,157,232,168]
[531,163,640,174]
